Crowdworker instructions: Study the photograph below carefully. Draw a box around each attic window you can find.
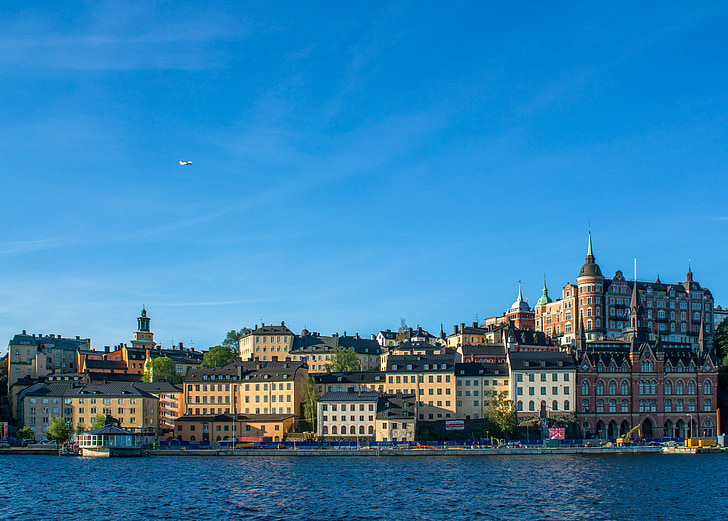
[540,361,545,367]
[424,364,429,370]
[392,365,398,371]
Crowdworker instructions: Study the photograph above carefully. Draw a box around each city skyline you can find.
[2,2,728,353]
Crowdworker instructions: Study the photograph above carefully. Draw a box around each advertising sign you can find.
[445,420,465,431]
[548,427,566,440]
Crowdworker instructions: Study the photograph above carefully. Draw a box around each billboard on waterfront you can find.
[548,427,565,440]
[445,420,465,430]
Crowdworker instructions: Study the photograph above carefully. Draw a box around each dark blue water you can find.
[1,454,726,520]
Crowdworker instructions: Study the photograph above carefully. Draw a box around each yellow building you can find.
[174,413,294,443]
[455,362,510,420]
[19,380,159,441]
[385,354,457,421]
[446,323,497,348]
[182,361,308,418]
[239,322,295,362]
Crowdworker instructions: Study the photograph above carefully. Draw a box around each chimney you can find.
[179,342,184,349]
[281,320,285,326]
[473,322,477,328]
[104,346,110,353]
[344,331,347,337]
[371,334,376,340]
[76,336,80,340]
[461,323,465,333]
[22,330,26,335]
[454,325,458,334]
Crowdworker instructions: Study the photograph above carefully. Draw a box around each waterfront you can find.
[1,454,727,520]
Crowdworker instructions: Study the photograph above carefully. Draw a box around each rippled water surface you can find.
[1,453,727,520]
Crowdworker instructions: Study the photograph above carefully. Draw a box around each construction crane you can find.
[616,425,642,447]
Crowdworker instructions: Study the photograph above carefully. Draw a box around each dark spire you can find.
[578,231,603,279]
[698,313,705,355]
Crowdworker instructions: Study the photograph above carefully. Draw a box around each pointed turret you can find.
[536,276,553,306]
[698,313,705,355]
[578,231,603,279]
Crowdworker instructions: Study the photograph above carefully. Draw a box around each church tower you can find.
[132,307,156,349]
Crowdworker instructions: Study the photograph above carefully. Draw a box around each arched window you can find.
[190,436,195,441]
[517,400,523,411]
[650,381,656,395]
[621,381,629,395]
[332,426,338,435]
[564,400,570,411]
[677,381,684,395]
[323,426,329,435]
[581,381,589,396]
[552,400,558,411]
[688,381,696,395]
[638,381,644,395]
[704,380,712,395]
[608,381,616,395]
[596,381,604,395]
[529,400,535,411]
[368,425,374,435]
[665,381,672,395]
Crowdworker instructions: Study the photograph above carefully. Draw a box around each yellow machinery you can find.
[616,425,641,447]
[490,437,501,448]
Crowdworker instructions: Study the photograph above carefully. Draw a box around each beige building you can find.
[182,361,308,418]
[174,413,294,443]
[313,371,386,395]
[385,354,457,421]
[135,382,182,436]
[509,351,576,418]
[18,381,159,441]
[239,322,294,362]
[455,362,510,420]
[375,392,417,443]
[318,391,379,438]
[7,330,90,390]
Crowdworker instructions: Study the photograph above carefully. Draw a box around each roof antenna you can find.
[634,258,637,282]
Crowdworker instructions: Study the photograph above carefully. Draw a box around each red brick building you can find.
[575,280,719,439]
[535,233,715,350]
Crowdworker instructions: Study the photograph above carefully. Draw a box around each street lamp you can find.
[688,414,693,440]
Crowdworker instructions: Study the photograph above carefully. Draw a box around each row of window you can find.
[583,379,711,396]
[516,386,569,396]
[516,373,569,382]
[322,425,374,435]
[516,400,570,412]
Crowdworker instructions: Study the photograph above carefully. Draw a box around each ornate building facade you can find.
[534,233,715,350]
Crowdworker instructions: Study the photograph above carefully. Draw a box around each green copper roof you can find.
[536,280,552,306]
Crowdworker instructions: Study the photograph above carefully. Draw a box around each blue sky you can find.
[2,1,727,354]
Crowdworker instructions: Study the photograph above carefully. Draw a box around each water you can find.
[1,453,726,520]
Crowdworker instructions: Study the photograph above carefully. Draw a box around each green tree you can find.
[202,345,239,368]
[16,427,35,442]
[0,356,8,397]
[222,328,252,354]
[143,356,178,383]
[301,376,319,431]
[327,347,359,372]
[76,423,87,436]
[47,417,70,444]
[712,319,728,362]
[91,414,106,430]
[484,391,516,439]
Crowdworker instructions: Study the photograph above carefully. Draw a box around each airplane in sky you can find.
[179,160,192,166]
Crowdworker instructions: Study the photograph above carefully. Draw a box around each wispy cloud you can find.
[0,2,251,71]
[0,238,67,256]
